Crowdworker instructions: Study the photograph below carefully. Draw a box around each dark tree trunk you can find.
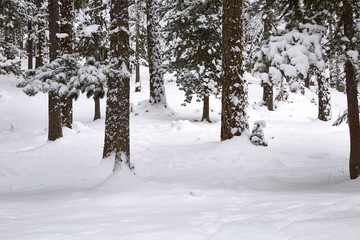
[304,74,310,88]
[48,0,63,141]
[27,21,33,69]
[60,0,74,128]
[201,95,211,123]
[94,98,101,121]
[343,0,360,179]
[221,0,248,141]
[146,0,166,106]
[135,0,141,92]
[263,83,273,111]
[262,0,274,111]
[35,0,44,69]
[92,0,104,119]
[103,0,132,171]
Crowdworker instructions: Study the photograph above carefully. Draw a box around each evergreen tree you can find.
[146,0,166,107]
[103,0,132,171]
[165,0,222,122]
[221,0,248,140]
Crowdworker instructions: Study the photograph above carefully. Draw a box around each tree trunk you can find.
[48,0,62,141]
[35,0,44,69]
[135,0,141,92]
[94,98,101,121]
[61,96,73,128]
[317,72,331,121]
[201,95,211,122]
[262,0,274,111]
[221,0,248,141]
[59,0,74,129]
[146,0,166,106]
[343,0,360,179]
[103,0,132,171]
[27,20,33,69]
[304,74,310,88]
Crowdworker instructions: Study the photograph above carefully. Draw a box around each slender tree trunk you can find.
[221,0,248,141]
[262,0,274,111]
[146,0,166,106]
[94,98,101,120]
[201,95,211,123]
[92,0,104,119]
[103,0,132,171]
[59,0,74,129]
[317,72,331,121]
[343,0,360,179]
[304,74,310,88]
[48,0,63,141]
[135,0,141,92]
[35,0,44,69]
[27,21,33,69]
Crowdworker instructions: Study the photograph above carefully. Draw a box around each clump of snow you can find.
[250,120,268,146]
[171,120,201,132]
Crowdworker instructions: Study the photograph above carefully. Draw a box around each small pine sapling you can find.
[250,120,268,146]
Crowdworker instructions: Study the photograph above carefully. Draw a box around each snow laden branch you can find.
[17,54,80,97]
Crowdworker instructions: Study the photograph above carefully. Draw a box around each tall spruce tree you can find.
[103,0,132,171]
[165,0,222,122]
[221,0,248,140]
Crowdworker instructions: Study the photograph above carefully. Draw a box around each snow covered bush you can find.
[250,120,268,147]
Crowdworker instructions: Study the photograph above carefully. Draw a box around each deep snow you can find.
[0,66,359,239]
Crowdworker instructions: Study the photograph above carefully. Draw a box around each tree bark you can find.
[262,0,274,111]
[343,0,360,179]
[94,98,101,121]
[103,0,132,171]
[27,20,33,69]
[221,0,248,141]
[48,0,63,141]
[201,95,211,123]
[317,72,331,121]
[146,0,166,106]
[60,0,74,129]
[135,0,141,92]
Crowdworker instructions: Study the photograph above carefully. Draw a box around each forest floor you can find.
[0,66,359,239]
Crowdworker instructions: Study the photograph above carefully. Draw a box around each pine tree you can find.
[221,0,248,140]
[75,0,108,120]
[103,0,132,171]
[146,0,166,106]
[165,0,222,122]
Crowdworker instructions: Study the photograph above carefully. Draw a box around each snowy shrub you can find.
[250,120,268,147]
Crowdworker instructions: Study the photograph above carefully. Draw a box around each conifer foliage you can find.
[165,0,222,122]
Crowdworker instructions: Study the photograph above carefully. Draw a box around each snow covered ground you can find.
[1,66,359,239]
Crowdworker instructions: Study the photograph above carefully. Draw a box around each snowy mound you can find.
[170,120,201,132]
